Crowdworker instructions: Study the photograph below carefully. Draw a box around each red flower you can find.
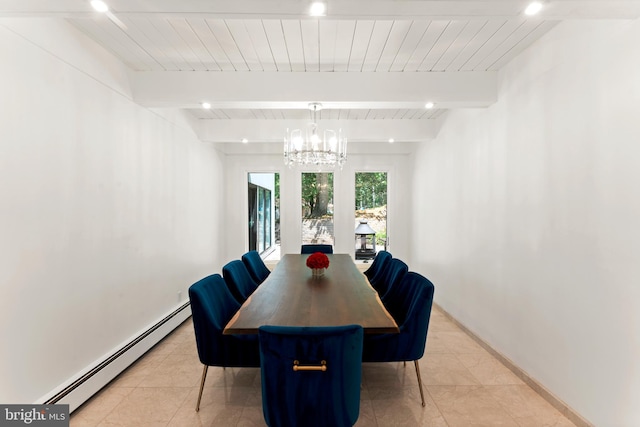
[306,252,330,269]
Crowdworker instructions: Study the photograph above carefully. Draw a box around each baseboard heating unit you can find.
[42,302,192,413]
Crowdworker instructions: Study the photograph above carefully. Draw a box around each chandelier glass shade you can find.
[284,103,347,168]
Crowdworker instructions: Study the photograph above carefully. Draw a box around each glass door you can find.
[248,173,279,258]
[355,172,387,259]
[301,172,334,245]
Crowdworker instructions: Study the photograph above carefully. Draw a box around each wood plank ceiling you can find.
[3,0,639,143]
[71,14,556,121]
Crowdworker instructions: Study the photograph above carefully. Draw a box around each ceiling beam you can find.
[131,71,497,110]
[196,118,437,144]
[216,140,420,155]
[2,0,640,19]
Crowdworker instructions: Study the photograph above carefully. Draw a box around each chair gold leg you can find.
[414,360,425,407]
[196,365,208,412]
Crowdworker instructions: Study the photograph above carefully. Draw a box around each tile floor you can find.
[70,305,577,427]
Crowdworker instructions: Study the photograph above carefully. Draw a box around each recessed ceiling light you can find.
[90,0,109,13]
[201,102,211,109]
[388,138,395,144]
[309,2,327,17]
[524,2,543,16]
[425,102,435,109]
[241,138,248,144]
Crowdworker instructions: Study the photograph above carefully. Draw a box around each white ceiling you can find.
[3,0,640,144]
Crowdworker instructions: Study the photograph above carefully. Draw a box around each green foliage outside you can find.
[274,173,280,240]
[355,172,387,209]
[374,230,387,247]
[355,172,388,247]
[299,171,388,247]
[302,173,334,218]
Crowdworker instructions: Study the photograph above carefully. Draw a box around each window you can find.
[248,173,279,257]
[301,172,334,245]
[355,172,387,259]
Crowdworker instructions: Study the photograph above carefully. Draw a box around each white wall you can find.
[221,150,413,263]
[412,19,640,426]
[0,19,225,404]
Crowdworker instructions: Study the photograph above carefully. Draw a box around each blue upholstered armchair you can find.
[242,250,271,284]
[362,271,435,406]
[258,325,363,427]
[300,244,334,254]
[222,259,260,304]
[363,250,392,281]
[370,258,408,301]
[188,274,260,411]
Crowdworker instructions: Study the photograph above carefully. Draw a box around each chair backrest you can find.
[258,324,363,427]
[301,244,334,254]
[363,250,392,281]
[372,258,408,301]
[222,260,260,304]
[242,250,271,284]
[188,274,260,367]
[367,272,435,362]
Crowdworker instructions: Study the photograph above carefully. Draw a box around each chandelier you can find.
[284,103,347,168]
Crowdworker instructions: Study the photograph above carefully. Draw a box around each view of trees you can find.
[355,172,387,247]
[300,172,387,217]
[356,172,387,209]
[299,171,388,248]
[302,173,333,218]
[274,173,280,241]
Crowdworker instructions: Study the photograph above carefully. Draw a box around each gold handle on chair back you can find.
[293,360,327,372]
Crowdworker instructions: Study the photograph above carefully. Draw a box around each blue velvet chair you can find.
[188,274,260,411]
[222,259,260,304]
[371,258,408,301]
[363,250,392,281]
[362,272,435,406]
[242,250,271,284]
[258,325,363,427]
[301,244,334,254]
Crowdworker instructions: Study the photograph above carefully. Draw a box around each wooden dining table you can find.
[223,253,399,335]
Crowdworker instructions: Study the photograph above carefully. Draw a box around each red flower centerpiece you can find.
[306,252,330,278]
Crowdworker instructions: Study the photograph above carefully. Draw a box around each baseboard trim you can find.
[434,303,594,427]
[42,302,192,412]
